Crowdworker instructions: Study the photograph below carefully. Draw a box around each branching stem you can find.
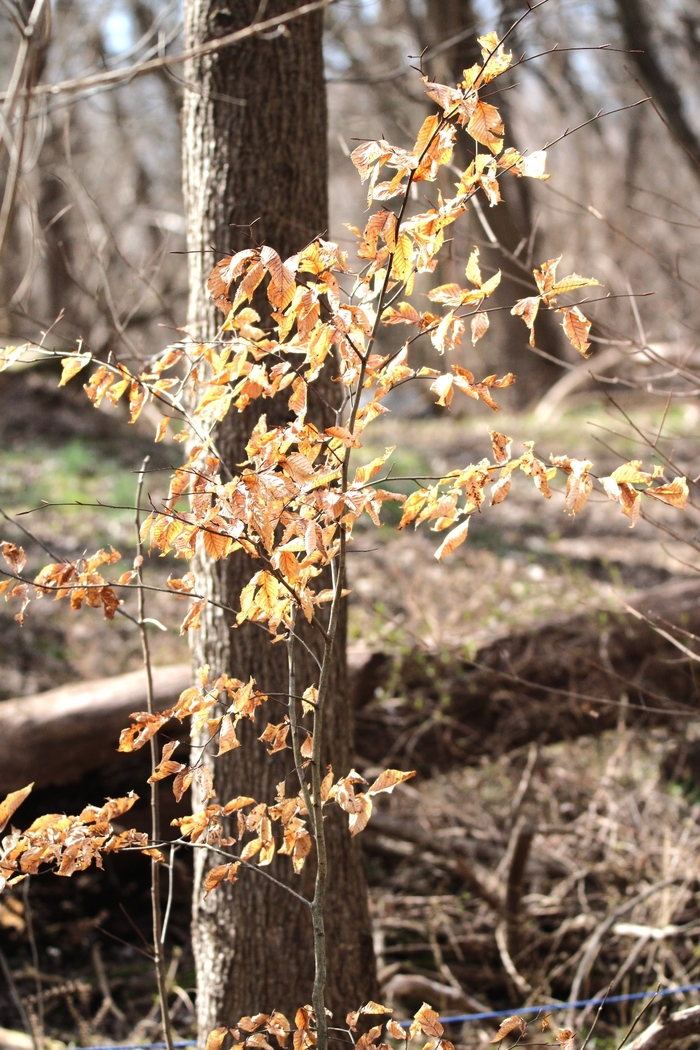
[135,456,175,1050]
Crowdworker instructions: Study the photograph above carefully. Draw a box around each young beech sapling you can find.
[0,28,689,1050]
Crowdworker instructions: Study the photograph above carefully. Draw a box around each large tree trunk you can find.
[182,2,376,1040]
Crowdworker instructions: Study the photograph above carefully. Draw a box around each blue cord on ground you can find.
[79,979,700,1050]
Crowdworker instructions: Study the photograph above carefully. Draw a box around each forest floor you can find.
[3,361,698,695]
[0,363,699,1049]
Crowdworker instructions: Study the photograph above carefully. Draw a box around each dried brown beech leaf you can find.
[58,353,91,386]
[118,711,172,753]
[346,1010,360,1033]
[205,1028,229,1050]
[1,542,26,575]
[0,783,33,834]
[644,476,688,509]
[141,848,165,862]
[367,770,415,796]
[173,766,195,803]
[489,430,512,465]
[470,310,490,344]
[349,794,372,837]
[361,1002,393,1015]
[434,518,470,561]
[148,741,184,783]
[414,1003,444,1040]
[556,1029,575,1050]
[239,1016,270,1034]
[491,1016,527,1043]
[268,1012,292,1046]
[204,862,240,896]
[560,305,592,357]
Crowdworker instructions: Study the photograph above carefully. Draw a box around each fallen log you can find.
[0,664,190,793]
[1,578,699,795]
[354,577,700,774]
[0,648,373,795]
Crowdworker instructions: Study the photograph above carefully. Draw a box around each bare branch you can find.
[0,0,335,103]
[626,1004,700,1050]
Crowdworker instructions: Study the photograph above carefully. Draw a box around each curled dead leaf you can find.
[491,1016,527,1043]
[556,1029,575,1050]
[141,848,165,862]
[1,542,26,575]
[434,518,470,561]
[644,476,688,509]
[367,770,415,796]
[361,1002,393,1015]
[0,783,33,834]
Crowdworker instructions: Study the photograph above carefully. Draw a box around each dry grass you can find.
[367,724,700,1044]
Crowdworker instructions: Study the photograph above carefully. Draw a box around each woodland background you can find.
[1,1,700,1048]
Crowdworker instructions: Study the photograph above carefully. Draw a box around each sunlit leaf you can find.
[0,783,33,834]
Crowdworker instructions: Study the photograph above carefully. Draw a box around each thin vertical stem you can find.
[134,456,175,1050]
[284,554,341,1050]
[287,609,315,830]
[305,156,421,1043]
[0,943,36,1050]
[288,609,328,1048]
[21,880,43,1046]
[161,844,180,947]
[294,103,451,1048]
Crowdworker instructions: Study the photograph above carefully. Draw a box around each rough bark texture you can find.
[182,1,376,1038]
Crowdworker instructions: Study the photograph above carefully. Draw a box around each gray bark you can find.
[182,1,375,1038]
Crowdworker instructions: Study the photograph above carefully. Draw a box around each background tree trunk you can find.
[182,2,376,1041]
[613,0,700,184]
[425,0,566,402]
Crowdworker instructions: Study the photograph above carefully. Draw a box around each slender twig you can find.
[616,988,659,1050]
[0,0,48,256]
[0,0,338,102]
[171,840,312,909]
[298,107,437,1035]
[540,98,651,152]
[91,942,126,1022]
[620,601,700,666]
[579,983,613,1050]
[160,844,179,947]
[0,942,36,1049]
[21,880,43,1046]
[565,879,681,1029]
[595,383,700,495]
[466,658,697,717]
[134,456,174,1050]
[287,609,316,832]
